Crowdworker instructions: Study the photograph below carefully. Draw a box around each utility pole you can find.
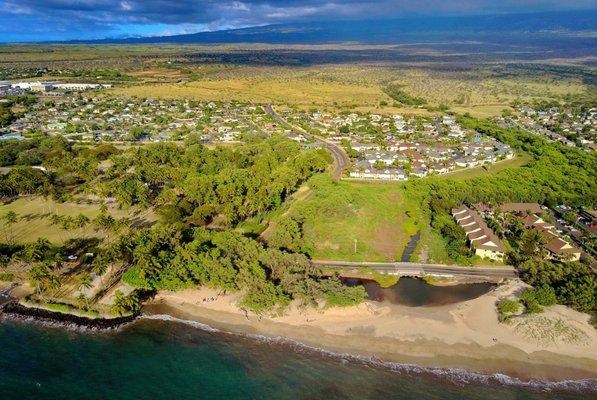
[354,238,357,254]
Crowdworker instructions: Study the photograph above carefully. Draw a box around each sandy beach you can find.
[143,279,597,382]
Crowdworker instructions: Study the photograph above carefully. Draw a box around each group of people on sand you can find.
[201,296,217,303]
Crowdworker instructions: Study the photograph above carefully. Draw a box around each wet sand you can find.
[143,280,597,382]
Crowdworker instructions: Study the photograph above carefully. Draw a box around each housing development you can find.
[1,95,286,144]
[284,110,514,180]
[1,92,515,182]
[495,104,597,150]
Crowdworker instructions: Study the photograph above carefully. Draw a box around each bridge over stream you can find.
[310,260,518,280]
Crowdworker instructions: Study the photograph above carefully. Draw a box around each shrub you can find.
[121,264,152,289]
[374,273,399,288]
[533,286,557,306]
[0,272,15,282]
[521,289,543,314]
[498,299,520,315]
[239,282,289,314]
[323,277,367,307]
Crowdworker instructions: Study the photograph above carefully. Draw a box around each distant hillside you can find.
[76,10,596,45]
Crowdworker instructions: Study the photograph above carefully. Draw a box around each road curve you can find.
[264,104,350,181]
[310,260,518,279]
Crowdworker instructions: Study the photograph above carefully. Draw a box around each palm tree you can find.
[78,273,93,293]
[23,237,51,262]
[4,211,18,243]
[92,257,109,285]
[28,263,51,295]
[47,273,61,293]
[111,290,141,316]
[76,293,89,311]
[75,214,90,236]
[111,290,129,316]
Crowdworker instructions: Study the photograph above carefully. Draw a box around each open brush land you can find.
[2,44,591,116]
[112,61,590,116]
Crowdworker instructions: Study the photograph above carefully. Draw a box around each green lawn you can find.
[437,153,531,181]
[286,175,423,262]
[271,152,531,263]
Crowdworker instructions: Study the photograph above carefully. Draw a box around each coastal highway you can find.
[264,104,350,180]
[310,260,518,279]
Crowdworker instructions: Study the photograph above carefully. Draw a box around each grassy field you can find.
[0,197,156,244]
[268,151,532,263]
[274,175,423,262]
[437,153,532,181]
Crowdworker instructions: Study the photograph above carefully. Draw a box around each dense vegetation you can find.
[0,94,36,128]
[382,83,427,106]
[118,225,365,312]
[1,134,331,226]
[0,103,16,128]
[0,134,369,313]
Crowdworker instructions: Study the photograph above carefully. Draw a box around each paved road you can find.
[310,260,518,279]
[264,104,350,180]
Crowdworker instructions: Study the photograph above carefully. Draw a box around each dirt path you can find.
[259,185,311,241]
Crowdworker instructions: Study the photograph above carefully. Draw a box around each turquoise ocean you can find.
[0,317,595,400]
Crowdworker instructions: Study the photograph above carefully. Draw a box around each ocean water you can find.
[0,318,595,400]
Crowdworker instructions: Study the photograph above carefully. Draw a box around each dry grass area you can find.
[0,196,157,244]
[113,73,388,109]
[113,62,590,116]
[1,44,590,116]
[128,69,187,79]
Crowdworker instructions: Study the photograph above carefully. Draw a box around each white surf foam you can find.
[137,314,597,393]
[140,313,220,332]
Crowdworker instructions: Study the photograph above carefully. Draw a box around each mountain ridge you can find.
[65,9,596,45]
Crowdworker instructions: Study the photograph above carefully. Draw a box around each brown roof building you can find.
[522,213,581,262]
[500,202,544,214]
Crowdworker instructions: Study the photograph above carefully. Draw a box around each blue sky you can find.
[0,0,595,42]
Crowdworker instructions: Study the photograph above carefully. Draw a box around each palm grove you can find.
[0,134,366,314]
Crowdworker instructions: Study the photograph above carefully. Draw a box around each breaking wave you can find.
[137,313,597,393]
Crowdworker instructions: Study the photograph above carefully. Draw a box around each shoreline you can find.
[2,279,595,387]
[142,280,597,384]
[0,300,137,330]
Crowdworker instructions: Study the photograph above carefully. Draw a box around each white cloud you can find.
[230,1,249,12]
[120,1,133,11]
[0,2,33,14]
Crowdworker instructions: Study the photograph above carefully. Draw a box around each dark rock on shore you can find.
[0,301,136,330]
